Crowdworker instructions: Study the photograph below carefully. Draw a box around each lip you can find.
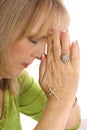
[22,63,30,68]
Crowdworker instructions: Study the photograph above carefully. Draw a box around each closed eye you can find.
[30,39,38,44]
[27,38,38,44]
[28,36,46,44]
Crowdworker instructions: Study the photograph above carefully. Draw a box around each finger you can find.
[52,28,61,60]
[46,34,53,64]
[39,54,46,82]
[70,41,80,70]
[60,30,70,56]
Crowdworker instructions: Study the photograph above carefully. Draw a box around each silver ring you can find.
[61,54,70,63]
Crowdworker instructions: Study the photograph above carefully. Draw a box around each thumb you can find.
[39,54,47,83]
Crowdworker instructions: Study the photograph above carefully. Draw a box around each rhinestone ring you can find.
[61,54,70,63]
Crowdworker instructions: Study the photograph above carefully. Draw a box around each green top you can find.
[0,71,47,130]
[0,71,81,130]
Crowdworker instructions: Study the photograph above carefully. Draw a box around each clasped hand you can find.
[39,28,80,101]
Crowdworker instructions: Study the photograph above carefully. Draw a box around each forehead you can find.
[24,1,63,40]
[29,13,57,39]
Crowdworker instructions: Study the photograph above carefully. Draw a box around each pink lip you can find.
[22,63,29,68]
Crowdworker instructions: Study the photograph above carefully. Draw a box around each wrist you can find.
[46,85,77,108]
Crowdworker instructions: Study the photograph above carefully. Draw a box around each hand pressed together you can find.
[39,28,80,102]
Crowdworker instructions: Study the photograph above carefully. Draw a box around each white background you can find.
[20,0,87,129]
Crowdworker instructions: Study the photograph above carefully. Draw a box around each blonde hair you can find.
[0,0,70,95]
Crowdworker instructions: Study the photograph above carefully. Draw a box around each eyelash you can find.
[28,36,46,44]
[30,39,38,44]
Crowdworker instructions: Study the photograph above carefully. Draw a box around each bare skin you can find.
[34,29,80,130]
[0,27,80,129]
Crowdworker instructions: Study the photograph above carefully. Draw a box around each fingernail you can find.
[41,54,46,62]
[41,54,45,58]
[61,29,68,33]
[61,29,68,37]
[72,40,78,47]
[45,44,47,54]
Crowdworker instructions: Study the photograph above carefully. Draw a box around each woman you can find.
[0,0,81,130]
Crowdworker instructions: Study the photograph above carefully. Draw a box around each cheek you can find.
[9,42,30,58]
